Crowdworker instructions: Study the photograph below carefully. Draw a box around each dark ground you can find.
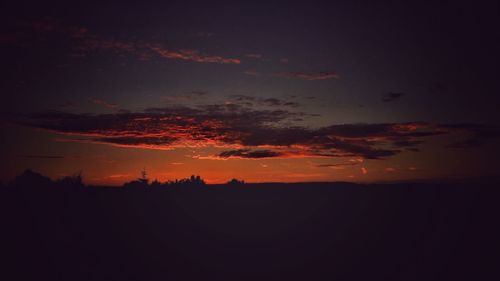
[1,181,499,280]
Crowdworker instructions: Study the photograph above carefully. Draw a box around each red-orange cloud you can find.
[29,19,241,65]
[18,103,496,161]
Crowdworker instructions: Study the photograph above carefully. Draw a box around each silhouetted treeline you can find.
[4,169,500,191]
[124,174,207,189]
[3,169,249,189]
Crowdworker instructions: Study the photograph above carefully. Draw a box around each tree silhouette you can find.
[140,168,149,184]
[123,169,150,189]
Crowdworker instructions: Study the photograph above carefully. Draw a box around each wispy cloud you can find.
[274,72,339,81]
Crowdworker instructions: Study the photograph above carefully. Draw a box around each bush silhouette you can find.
[57,172,84,188]
[168,175,206,187]
[227,178,245,185]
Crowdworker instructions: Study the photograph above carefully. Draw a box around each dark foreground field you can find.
[1,181,499,281]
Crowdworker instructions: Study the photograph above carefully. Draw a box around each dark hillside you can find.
[1,175,499,280]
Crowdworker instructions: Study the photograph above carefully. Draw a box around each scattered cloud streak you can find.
[274,72,339,81]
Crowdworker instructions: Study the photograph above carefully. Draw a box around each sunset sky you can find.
[1,1,499,185]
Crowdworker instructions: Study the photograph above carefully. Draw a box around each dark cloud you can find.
[18,105,498,160]
[382,92,405,102]
[218,149,282,159]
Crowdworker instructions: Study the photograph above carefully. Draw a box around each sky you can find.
[1,1,499,184]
